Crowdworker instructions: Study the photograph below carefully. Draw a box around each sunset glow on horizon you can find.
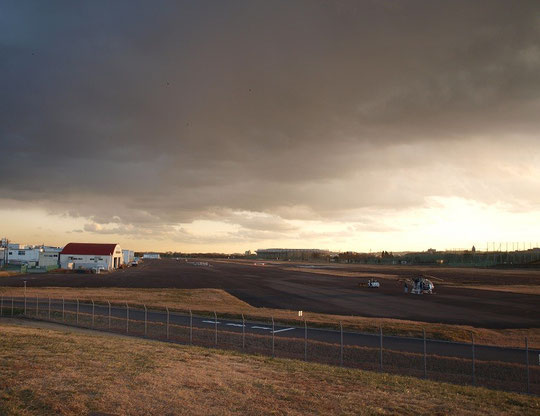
[1,1,539,253]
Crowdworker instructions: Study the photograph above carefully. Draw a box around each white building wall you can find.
[39,251,60,267]
[114,246,123,267]
[8,248,41,264]
[42,246,62,253]
[60,254,113,270]
[8,243,25,250]
[122,250,134,265]
[143,253,160,259]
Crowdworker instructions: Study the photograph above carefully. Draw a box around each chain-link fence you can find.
[1,295,538,395]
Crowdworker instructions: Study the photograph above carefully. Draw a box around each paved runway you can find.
[4,259,539,328]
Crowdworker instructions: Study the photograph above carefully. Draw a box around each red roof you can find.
[61,243,119,256]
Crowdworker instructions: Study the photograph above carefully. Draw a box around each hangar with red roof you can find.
[59,243,123,271]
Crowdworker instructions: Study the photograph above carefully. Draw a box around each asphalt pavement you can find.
[5,297,538,366]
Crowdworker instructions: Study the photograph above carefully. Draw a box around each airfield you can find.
[3,259,539,328]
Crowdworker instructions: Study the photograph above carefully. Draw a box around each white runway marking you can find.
[202,320,220,324]
[251,326,271,330]
[226,323,245,327]
[272,327,295,334]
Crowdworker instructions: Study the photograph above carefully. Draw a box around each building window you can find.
[18,251,25,255]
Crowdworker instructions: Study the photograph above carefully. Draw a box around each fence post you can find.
[271,316,275,358]
[304,319,307,362]
[24,290,26,315]
[91,299,95,328]
[379,326,383,372]
[471,333,476,386]
[214,311,218,346]
[0,295,3,316]
[242,314,245,349]
[189,309,193,345]
[48,297,51,320]
[144,304,147,337]
[526,337,530,394]
[423,329,427,379]
[126,302,129,334]
[62,297,65,322]
[36,295,39,317]
[76,298,79,325]
[166,307,169,340]
[108,301,111,329]
[11,296,14,316]
[340,322,343,367]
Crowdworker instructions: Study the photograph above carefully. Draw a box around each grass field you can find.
[0,286,538,348]
[0,318,538,415]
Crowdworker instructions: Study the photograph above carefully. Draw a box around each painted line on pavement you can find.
[202,320,220,324]
[272,327,295,334]
[251,326,271,330]
[226,323,245,327]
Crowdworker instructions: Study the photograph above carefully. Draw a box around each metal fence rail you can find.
[1,295,538,395]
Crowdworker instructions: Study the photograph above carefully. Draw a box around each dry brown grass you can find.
[450,284,540,295]
[0,287,251,312]
[0,319,538,416]
[284,267,400,279]
[1,286,539,348]
[24,308,540,394]
[0,271,20,277]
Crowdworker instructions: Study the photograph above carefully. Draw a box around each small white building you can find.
[122,249,135,265]
[38,250,60,268]
[7,247,41,265]
[59,243,123,271]
[8,243,25,250]
[143,253,160,259]
[41,246,63,253]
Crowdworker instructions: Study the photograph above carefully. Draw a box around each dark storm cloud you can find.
[1,0,540,232]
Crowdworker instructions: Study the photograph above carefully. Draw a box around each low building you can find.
[122,249,135,265]
[8,243,25,250]
[59,243,123,271]
[38,250,60,268]
[7,246,41,266]
[143,253,160,259]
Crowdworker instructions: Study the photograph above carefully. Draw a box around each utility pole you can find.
[1,238,8,268]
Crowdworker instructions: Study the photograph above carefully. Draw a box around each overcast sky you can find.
[1,1,540,252]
